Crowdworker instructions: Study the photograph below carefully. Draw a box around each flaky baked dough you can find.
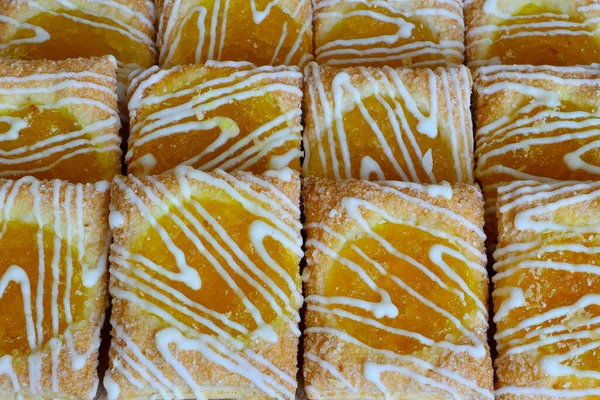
[302,177,492,399]
[302,63,474,183]
[0,56,122,183]
[465,0,600,66]
[126,62,303,176]
[0,56,119,131]
[494,180,600,399]
[313,0,464,68]
[107,168,302,399]
[473,64,600,247]
[155,0,312,68]
[0,177,111,400]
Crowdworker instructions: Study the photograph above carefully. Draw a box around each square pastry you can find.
[156,0,313,69]
[314,0,465,67]
[0,0,157,115]
[127,61,303,176]
[0,177,111,399]
[105,167,303,399]
[474,65,600,246]
[303,62,474,183]
[0,56,121,183]
[493,180,600,398]
[465,0,600,67]
[302,177,493,399]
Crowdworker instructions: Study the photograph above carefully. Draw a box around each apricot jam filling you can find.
[308,94,455,182]
[128,194,298,342]
[0,221,85,354]
[1,11,154,66]
[496,245,600,360]
[479,100,600,184]
[130,88,291,175]
[0,105,117,182]
[166,3,310,67]
[487,4,600,66]
[318,6,436,58]
[322,221,483,355]
[129,66,301,175]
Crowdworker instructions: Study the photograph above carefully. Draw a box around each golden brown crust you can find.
[0,55,115,78]
[126,62,303,176]
[465,0,600,67]
[154,0,174,52]
[0,0,157,118]
[156,0,312,68]
[107,167,302,400]
[494,180,600,399]
[0,177,111,400]
[0,0,156,45]
[0,56,122,183]
[302,178,484,242]
[313,0,464,68]
[302,63,474,184]
[0,56,119,124]
[496,180,600,250]
[473,64,600,130]
[473,64,600,247]
[302,177,493,399]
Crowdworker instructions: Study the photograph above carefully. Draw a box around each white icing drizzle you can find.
[0,355,21,394]
[108,203,124,230]
[157,0,312,68]
[263,167,294,182]
[104,370,121,400]
[0,266,36,349]
[474,65,600,235]
[493,180,600,396]
[305,351,358,393]
[466,0,600,66]
[363,361,464,400]
[109,323,182,399]
[127,62,302,176]
[0,0,156,117]
[0,65,121,178]
[303,62,473,183]
[4,0,154,46]
[0,177,108,397]
[304,181,492,398]
[496,386,600,398]
[314,0,464,67]
[422,181,453,199]
[108,166,302,399]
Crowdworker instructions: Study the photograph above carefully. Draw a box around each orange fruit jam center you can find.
[129,68,299,175]
[495,242,600,388]
[0,222,86,354]
[165,0,310,67]
[307,94,457,182]
[1,11,154,67]
[479,99,600,188]
[0,106,119,183]
[317,3,441,67]
[321,221,484,355]
[129,192,300,342]
[487,4,600,66]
